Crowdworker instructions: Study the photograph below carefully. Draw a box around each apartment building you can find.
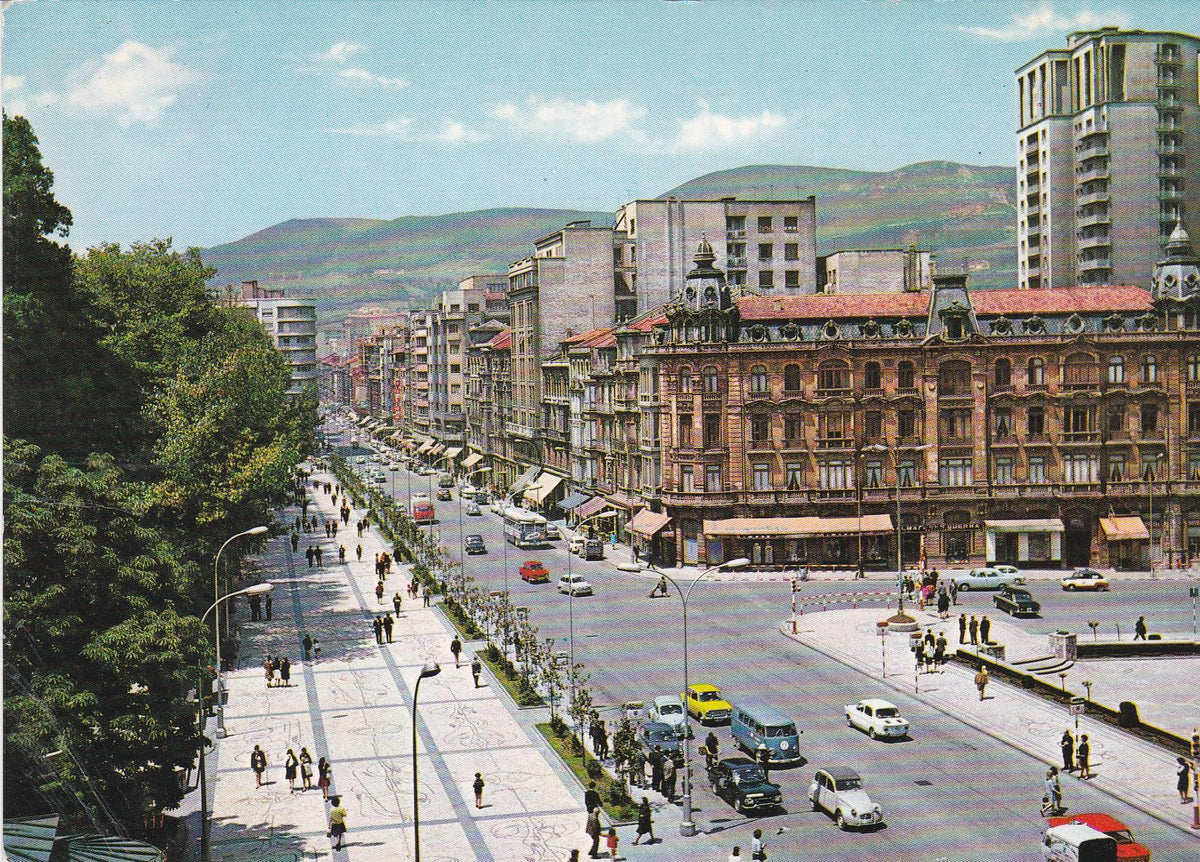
[1016,27,1200,288]
[223,280,318,395]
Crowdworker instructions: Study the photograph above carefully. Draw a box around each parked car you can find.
[568,536,586,555]
[519,560,550,583]
[557,574,593,596]
[465,502,482,516]
[438,475,455,488]
[1061,568,1111,592]
[707,757,783,815]
[1046,813,1149,862]
[638,721,684,765]
[648,695,688,736]
[543,524,562,540]
[583,538,605,560]
[1042,822,1119,862]
[993,584,1041,616]
[356,456,367,464]
[951,567,1025,591]
[683,683,732,724]
[464,534,486,555]
[844,699,909,739]
[436,488,452,501]
[808,767,883,830]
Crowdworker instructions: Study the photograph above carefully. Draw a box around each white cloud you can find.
[667,101,786,153]
[489,96,646,144]
[433,120,488,143]
[958,4,1130,42]
[336,67,410,89]
[4,75,26,91]
[327,116,485,144]
[315,41,363,63]
[329,117,415,137]
[65,41,198,126]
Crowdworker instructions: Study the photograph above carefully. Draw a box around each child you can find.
[473,772,485,808]
[606,826,619,860]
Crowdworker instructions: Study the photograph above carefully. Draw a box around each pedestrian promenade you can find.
[785,607,1199,836]
[200,466,592,861]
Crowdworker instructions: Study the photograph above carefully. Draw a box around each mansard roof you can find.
[736,292,927,320]
[971,286,1151,315]
[563,327,616,348]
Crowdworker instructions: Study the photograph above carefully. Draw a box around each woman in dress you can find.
[299,747,314,791]
[284,749,299,792]
[318,756,332,800]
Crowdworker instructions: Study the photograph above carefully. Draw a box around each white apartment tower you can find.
[1016,27,1200,289]
[228,281,318,395]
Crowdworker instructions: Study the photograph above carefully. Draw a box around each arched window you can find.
[817,360,851,394]
[1027,356,1045,386]
[938,360,972,396]
[750,365,769,394]
[679,366,693,394]
[1141,355,1158,385]
[702,366,720,394]
[1188,353,1200,383]
[863,361,882,390]
[783,364,802,392]
[1063,352,1099,389]
[995,358,1011,388]
[897,360,915,390]
[1107,355,1125,385]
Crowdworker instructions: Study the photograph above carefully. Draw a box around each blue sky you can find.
[3,1,1196,251]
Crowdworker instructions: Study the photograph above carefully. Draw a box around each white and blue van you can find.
[730,701,801,765]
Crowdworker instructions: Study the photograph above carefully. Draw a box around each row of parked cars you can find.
[946,566,1113,619]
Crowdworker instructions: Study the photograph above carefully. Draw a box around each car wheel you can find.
[846,715,854,728]
[957,583,969,592]
[835,811,847,830]
[1067,584,1076,592]
[734,798,744,814]
[810,795,820,812]
[868,727,877,740]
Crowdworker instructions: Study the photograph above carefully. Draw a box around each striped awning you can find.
[65,835,165,862]
[3,815,59,862]
[444,446,463,460]
[462,452,483,469]
[1099,515,1149,541]
[525,473,564,506]
[605,491,640,511]
[704,514,894,538]
[629,509,671,538]
[508,465,541,495]
[575,496,612,519]
[416,439,434,454]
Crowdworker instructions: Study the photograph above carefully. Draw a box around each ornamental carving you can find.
[860,318,881,339]
[780,320,801,341]
[1022,315,1046,335]
[820,320,840,340]
[1103,313,1124,332]
[989,316,1013,336]
[749,324,769,342]
[1064,313,1084,335]
[892,318,914,338]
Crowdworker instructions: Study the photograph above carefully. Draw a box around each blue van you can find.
[730,701,801,765]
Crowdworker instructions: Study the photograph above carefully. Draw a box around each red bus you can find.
[411,497,435,524]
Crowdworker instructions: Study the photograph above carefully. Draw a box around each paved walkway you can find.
[200,466,592,861]
[785,607,1199,836]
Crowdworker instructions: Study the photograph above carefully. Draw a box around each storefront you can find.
[983,518,1064,567]
[701,515,894,569]
[628,509,672,566]
[523,472,565,512]
[1098,515,1150,570]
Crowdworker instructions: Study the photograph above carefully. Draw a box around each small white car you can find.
[808,767,884,830]
[465,502,482,516]
[543,524,562,540]
[648,695,688,736]
[557,574,593,596]
[568,536,586,555]
[845,699,909,739]
[952,567,1025,591]
[1060,568,1111,592]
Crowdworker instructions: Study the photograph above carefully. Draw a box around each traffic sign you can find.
[1069,696,1085,717]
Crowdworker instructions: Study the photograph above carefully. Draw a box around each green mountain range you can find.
[201,161,1017,324]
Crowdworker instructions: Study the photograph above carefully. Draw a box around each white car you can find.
[952,567,1025,591]
[649,695,688,736]
[557,574,593,596]
[567,536,586,555]
[808,767,884,830]
[845,699,909,739]
[1060,568,1111,591]
[465,502,482,516]
[356,456,367,464]
[543,524,562,540]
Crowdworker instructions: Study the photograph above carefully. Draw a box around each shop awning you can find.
[629,509,672,538]
[984,518,1064,533]
[444,446,463,460]
[3,815,59,862]
[462,452,483,469]
[416,439,435,454]
[525,473,564,505]
[704,514,894,538]
[575,496,611,519]
[429,443,446,456]
[1099,515,1149,541]
[560,491,591,511]
[65,835,166,862]
[508,465,541,495]
[605,491,640,510]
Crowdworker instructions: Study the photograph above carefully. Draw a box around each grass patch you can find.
[536,722,639,822]
[479,643,543,707]
[438,598,484,641]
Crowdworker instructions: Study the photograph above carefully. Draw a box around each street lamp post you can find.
[565,509,616,710]
[650,556,750,837]
[214,525,268,737]
[412,662,442,861]
[199,582,274,862]
[864,443,932,615]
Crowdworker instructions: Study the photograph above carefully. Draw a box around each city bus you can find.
[411,496,435,525]
[503,507,546,548]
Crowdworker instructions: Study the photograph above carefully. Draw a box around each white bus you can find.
[503,507,546,548]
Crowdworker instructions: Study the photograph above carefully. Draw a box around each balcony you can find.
[1076,164,1109,184]
[746,438,776,452]
[1158,142,1182,156]
[817,436,855,450]
[938,435,974,448]
[781,438,807,451]
[726,230,746,240]
[1025,202,1041,219]
[726,256,747,269]
[991,434,1019,447]
[1077,209,1111,229]
[1076,189,1110,208]
[1061,430,1100,443]
[1160,188,1184,202]
[1156,49,1182,67]
[661,490,739,508]
[815,387,852,399]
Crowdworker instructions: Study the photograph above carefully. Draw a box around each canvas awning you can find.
[984,518,1064,533]
[575,496,611,519]
[525,473,564,505]
[1099,515,1149,541]
[444,446,463,460]
[3,815,59,862]
[416,439,434,454]
[65,835,165,862]
[429,443,446,456]
[559,491,591,511]
[462,452,483,469]
[704,514,894,539]
[508,465,541,495]
[629,509,671,538]
[605,491,640,510]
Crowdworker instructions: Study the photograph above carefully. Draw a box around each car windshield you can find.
[648,729,680,743]
[733,766,767,783]
[875,707,899,718]
[1012,591,1032,600]
[697,691,721,702]
[658,704,682,715]
[1108,830,1133,842]
[765,724,795,738]
[834,777,862,790]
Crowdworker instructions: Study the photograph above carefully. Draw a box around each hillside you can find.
[201,161,1017,323]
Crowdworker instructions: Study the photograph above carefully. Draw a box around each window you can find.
[1143,454,1160,481]
[1107,355,1125,384]
[864,362,882,390]
[1188,452,1200,481]
[898,459,916,487]
[818,459,854,490]
[941,408,972,440]
[864,410,882,440]
[1066,405,1095,435]
[1142,355,1158,384]
[785,270,800,289]
[705,464,722,492]
[1189,353,1200,382]
[1028,456,1046,484]
[1108,454,1125,482]
[1063,453,1099,483]
[753,463,771,491]
[678,414,693,447]
[758,270,774,289]
[679,366,693,393]
[1106,406,1125,434]
[939,458,973,486]
[819,412,852,444]
[784,215,799,232]
[758,243,774,261]
[783,364,802,392]
[758,216,773,233]
[898,408,917,438]
[1189,402,1200,436]
[995,456,1013,484]
[726,215,745,233]
[995,358,1012,388]
[1028,357,1046,386]
[703,414,721,448]
[702,366,719,393]
[1064,353,1099,389]
[1141,403,1159,433]
[784,242,799,261]
[1027,405,1045,435]
[750,365,769,394]
[939,361,971,395]
[897,360,915,390]
[750,414,770,444]
[865,460,883,488]
[818,362,851,393]
[784,413,803,444]
[785,461,804,490]
[680,464,695,492]
[994,408,1012,438]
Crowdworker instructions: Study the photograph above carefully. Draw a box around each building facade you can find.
[1016,27,1200,289]
[224,280,318,395]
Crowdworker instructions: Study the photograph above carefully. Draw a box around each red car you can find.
[1047,813,1150,862]
[520,560,550,583]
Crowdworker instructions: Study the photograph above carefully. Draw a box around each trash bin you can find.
[1118,700,1140,728]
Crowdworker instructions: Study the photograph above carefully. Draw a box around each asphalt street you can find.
[336,432,1200,859]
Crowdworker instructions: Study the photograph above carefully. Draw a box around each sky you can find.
[2,0,1197,252]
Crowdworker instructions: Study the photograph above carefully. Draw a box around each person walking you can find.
[1077,735,1091,779]
[382,614,394,643]
[375,580,385,605]
[913,640,926,674]
[968,615,979,646]
[974,666,989,700]
[264,655,275,689]
[250,593,262,621]
[751,827,767,861]
[596,720,609,761]
[312,638,321,660]
[315,546,323,568]
[1060,730,1075,772]
[372,616,383,645]
[933,632,947,670]
[473,772,485,808]
[300,747,314,791]
[285,749,299,792]
[451,636,462,668]
[338,544,346,562]
[303,633,313,661]
[661,755,677,802]
[318,756,332,800]
[328,796,347,850]
[949,579,959,605]
[584,781,601,814]
[633,797,654,845]
[291,532,300,552]
[937,588,950,620]
[585,807,601,859]
[703,730,720,770]
[423,585,431,607]
[1045,767,1063,814]
[250,745,267,787]
[649,746,664,794]
[979,615,992,645]
[471,655,482,688]
[958,613,967,644]
[1134,615,1148,640]
[279,656,291,687]
[1178,757,1193,802]
[730,847,743,861]
[393,591,403,616]
[605,827,618,860]
[306,546,314,568]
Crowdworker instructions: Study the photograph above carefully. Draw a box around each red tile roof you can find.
[736,293,928,320]
[487,328,511,350]
[563,327,616,348]
[625,311,668,331]
[971,285,1151,315]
